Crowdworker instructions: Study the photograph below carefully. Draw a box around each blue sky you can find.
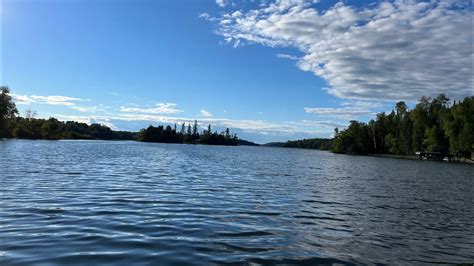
[2,0,472,143]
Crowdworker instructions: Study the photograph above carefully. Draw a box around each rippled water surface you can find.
[1,140,473,265]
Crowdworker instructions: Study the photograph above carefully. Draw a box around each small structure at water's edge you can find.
[416,151,445,161]
[415,151,474,163]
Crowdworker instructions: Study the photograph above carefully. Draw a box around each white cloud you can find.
[11,94,36,105]
[276,53,299,60]
[207,0,473,101]
[339,100,383,109]
[52,112,327,136]
[304,107,373,119]
[11,93,89,106]
[298,120,346,129]
[120,103,183,114]
[53,114,117,130]
[304,99,385,120]
[117,114,298,134]
[199,13,210,19]
[200,109,213,117]
[216,0,227,7]
[70,106,105,113]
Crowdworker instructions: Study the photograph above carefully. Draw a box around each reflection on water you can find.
[1,139,473,264]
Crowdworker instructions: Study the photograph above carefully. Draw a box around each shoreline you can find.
[367,153,474,164]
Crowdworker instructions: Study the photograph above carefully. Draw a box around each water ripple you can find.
[1,140,473,265]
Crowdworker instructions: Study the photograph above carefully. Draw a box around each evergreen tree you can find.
[192,120,198,137]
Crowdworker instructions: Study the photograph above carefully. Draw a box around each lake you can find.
[1,139,473,265]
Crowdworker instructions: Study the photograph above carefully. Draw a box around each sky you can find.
[1,0,473,143]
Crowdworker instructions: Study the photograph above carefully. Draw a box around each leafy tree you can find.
[41,118,63,139]
[332,94,473,159]
[0,86,18,137]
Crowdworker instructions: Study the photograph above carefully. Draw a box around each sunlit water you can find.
[1,139,473,265]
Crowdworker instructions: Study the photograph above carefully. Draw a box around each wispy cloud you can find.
[51,112,334,137]
[206,0,473,101]
[199,13,210,19]
[298,120,346,129]
[276,53,299,60]
[53,114,117,130]
[115,113,299,134]
[11,93,89,106]
[304,107,373,119]
[70,105,107,113]
[120,103,182,114]
[216,0,227,7]
[200,109,213,117]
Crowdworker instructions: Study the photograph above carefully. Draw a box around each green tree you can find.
[225,128,230,139]
[0,86,18,137]
[185,123,192,142]
[331,94,472,158]
[192,120,198,138]
[442,96,474,157]
[41,118,63,139]
[410,97,430,152]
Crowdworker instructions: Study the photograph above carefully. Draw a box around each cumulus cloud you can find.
[207,0,473,101]
[11,94,89,106]
[120,103,183,114]
[200,109,213,117]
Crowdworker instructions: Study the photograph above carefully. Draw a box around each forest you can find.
[138,122,238,145]
[332,94,473,158]
[264,138,332,150]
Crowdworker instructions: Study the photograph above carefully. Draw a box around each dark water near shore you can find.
[1,139,473,265]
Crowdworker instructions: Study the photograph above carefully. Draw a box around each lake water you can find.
[1,140,473,265]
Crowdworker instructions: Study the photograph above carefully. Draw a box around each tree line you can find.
[0,87,136,140]
[3,116,137,140]
[138,122,238,145]
[0,86,239,146]
[332,94,473,158]
[264,138,332,150]
[2,87,472,155]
